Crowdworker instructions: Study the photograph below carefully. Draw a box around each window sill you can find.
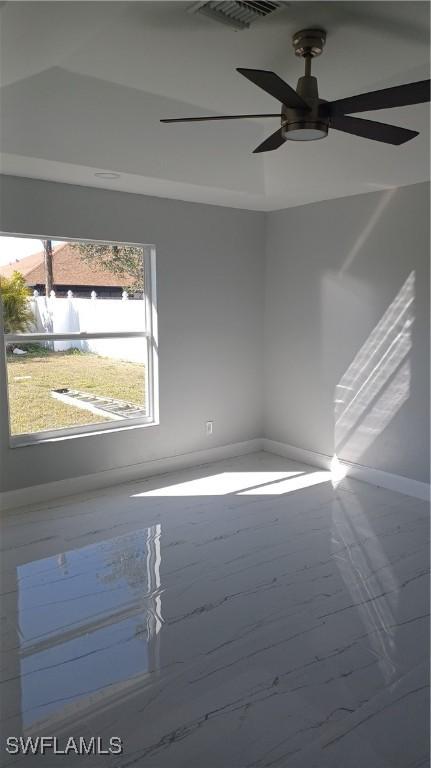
[9,418,160,449]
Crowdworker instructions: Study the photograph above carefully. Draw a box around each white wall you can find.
[1,176,428,495]
[264,182,430,484]
[0,176,265,493]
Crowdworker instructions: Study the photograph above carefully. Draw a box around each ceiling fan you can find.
[160,28,430,153]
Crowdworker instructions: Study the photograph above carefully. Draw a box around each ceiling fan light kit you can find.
[161,27,430,153]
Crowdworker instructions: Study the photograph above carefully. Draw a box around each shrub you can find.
[0,271,34,334]
[64,347,84,355]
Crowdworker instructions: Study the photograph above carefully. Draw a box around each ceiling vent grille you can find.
[189,1,283,29]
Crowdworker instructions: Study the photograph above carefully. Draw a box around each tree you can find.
[0,271,33,333]
[72,243,144,291]
[42,239,54,296]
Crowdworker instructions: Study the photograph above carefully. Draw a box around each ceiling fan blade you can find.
[237,68,310,111]
[331,115,419,145]
[327,79,430,116]
[253,128,285,154]
[160,113,281,123]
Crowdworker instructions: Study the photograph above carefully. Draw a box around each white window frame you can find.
[1,233,159,447]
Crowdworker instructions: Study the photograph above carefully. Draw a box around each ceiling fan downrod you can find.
[282,28,328,142]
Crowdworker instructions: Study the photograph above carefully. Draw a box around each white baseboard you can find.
[0,438,263,512]
[263,439,430,502]
[263,439,332,470]
[1,436,428,512]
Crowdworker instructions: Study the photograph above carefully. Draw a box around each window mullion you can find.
[4,331,150,344]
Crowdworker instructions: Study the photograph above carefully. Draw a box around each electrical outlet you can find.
[206,421,213,436]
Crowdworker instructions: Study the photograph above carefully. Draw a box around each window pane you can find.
[7,339,148,436]
[0,236,146,335]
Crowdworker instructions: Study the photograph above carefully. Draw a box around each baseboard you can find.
[263,439,430,502]
[2,436,428,512]
[263,439,332,471]
[0,438,263,512]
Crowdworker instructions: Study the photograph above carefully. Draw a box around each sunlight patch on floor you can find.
[239,470,332,495]
[132,471,305,497]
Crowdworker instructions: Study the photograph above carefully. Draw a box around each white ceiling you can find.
[0,1,429,210]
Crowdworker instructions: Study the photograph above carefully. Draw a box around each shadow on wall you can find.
[334,271,414,466]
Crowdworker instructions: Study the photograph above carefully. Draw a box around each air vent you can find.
[189,1,283,29]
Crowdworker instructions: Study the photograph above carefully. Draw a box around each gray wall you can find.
[264,182,430,483]
[1,176,429,493]
[0,176,265,492]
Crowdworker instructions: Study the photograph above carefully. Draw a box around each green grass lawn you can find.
[7,349,145,435]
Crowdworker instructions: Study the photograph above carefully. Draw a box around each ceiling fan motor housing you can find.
[292,29,326,58]
[282,74,329,141]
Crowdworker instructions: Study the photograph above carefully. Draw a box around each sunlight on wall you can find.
[132,471,305,497]
[330,454,348,486]
[340,189,396,275]
[334,271,414,467]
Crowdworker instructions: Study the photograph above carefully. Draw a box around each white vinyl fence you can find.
[29,293,146,363]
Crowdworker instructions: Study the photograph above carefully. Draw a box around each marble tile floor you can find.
[0,451,429,768]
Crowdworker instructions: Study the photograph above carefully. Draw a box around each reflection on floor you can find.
[0,452,429,767]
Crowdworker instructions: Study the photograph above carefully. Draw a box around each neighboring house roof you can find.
[0,243,135,287]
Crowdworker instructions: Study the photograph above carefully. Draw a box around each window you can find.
[0,235,158,445]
